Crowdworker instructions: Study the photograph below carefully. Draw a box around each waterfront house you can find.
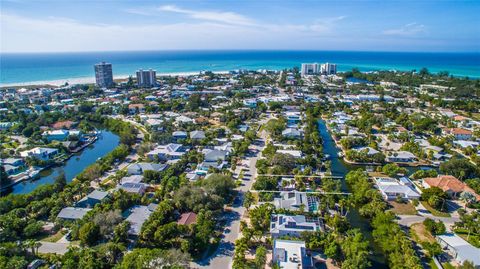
[75,190,109,208]
[2,158,27,176]
[386,151,418,163]
[437,233,480,267]
[20,147,59,161]
[127,162,168,175]
[57,207,91,220]
[422,175,480,201]
[272,240,313,269]
[274,192,318,212]
[124,203,158,236]
[270,214,320,238]
[374,177,420,201]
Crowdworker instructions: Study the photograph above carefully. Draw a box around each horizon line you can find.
[1,48,479,55]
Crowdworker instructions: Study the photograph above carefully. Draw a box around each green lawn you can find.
[39,230,66,243]
[421,201,451,217]
[389,201,417,215]
[428,258,439,269]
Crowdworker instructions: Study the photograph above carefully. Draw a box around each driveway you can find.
[191,135,265,269]
[37,241,71,255]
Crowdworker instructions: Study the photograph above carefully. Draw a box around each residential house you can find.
[57,207,92,220]
[270,214,320,238]
[146,143,188,161]
[386,151,418,163]
[20,147,59,161]
[128,104,145,114]
[124,203,158,236]
[243,99,257,108]
[282,128,302,139]
[272,240,313,269]
[2,158,26,176]
[277,149,303,159]
[274,192,318,212]
[172,131,188,141]
[127,162,169,175]
[374,177,420,201]
[437,233,480,268]
[443,128,474,140]
[190,130,206,140]
[177,212,197,226]
[422,175,480,201]
[118,182,148,195]
[75,190,109,208]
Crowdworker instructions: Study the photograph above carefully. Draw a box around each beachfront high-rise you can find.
[301,62,337,76]
[136,69,157,87]
[321,62,337,75]
[94,62,113,88]
[301,63,320,76]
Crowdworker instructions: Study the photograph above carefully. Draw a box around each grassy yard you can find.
[455,229,480,248]
[428,258,439,269]
[388,201,417,215]
[410,223,435,244]
[420,201,451,217]
[39,230,66,243]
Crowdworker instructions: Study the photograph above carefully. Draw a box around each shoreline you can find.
[0,70,232,88]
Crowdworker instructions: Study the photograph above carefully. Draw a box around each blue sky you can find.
[1,0,479,52]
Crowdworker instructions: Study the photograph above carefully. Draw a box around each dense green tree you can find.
[78,222,100,246]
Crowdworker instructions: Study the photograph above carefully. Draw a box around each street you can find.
[192,132,266,269]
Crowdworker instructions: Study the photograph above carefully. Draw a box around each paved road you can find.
[38,242,71,255]
[192,134,266,269]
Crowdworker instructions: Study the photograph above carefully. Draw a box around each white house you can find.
[20,147,59,161]
[273,240,313,269]
[270,214,320,238]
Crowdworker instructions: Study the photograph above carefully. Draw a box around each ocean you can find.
[1,50,479,86]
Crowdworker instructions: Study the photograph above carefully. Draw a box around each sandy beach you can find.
[0,70,230,88]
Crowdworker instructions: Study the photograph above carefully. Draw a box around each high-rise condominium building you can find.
[301,63,321,76]
[136,69,157,87]
[321,63,337,75]
[94,62,113,88]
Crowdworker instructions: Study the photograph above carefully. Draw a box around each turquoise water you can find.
[1,50,479,85]
[8,130,119,194]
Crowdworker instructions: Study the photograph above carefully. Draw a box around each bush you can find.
[423,218,446,235]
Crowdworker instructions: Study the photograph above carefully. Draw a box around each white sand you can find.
[1,70,230,88]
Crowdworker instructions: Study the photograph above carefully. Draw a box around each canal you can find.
[317,119,388,268]
[9,130,119,195]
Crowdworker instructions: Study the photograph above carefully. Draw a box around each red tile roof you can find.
[177,212,197,225]
[444,128,473,135]
[424,175,480,200]
[52,120,76,130]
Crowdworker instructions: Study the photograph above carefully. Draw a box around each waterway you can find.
[7,130,119,195]
[317,119,388,268]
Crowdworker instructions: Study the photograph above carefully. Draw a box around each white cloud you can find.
[383,22,426,36]
[0,9,347,52]
[158,5,256,26]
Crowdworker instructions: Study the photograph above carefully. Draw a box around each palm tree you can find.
[459,192,475,209]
